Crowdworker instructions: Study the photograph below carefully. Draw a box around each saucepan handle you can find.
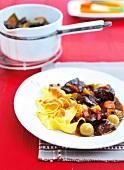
[57,20,112,36]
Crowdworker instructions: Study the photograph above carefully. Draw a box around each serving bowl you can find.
[0,4,112,62]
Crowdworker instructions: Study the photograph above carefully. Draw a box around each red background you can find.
[0,0,124,169]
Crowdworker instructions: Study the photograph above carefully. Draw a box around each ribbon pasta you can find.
[36,86,85,134]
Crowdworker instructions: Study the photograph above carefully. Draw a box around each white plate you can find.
[14,67,124,149]
[67,0,124,19]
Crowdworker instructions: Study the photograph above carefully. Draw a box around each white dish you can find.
[67,0,124,18]
[14,67,124,149]
[0,4,108,62]
[0,4,63,62]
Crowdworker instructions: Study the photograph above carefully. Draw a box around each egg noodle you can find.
[36,86,85,134]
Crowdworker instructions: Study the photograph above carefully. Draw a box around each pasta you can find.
[36,86,85,134]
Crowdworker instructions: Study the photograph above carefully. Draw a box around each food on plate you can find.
[4,13,49,29]
[36,78,124,137]
[107,115,119,125]
[80,1,124,13]
[80,123,94,136]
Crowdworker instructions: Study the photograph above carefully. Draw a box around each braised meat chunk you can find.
[94,85,115,101]
[61,78,85,93]
[94,119,116,136]
[77,94,100,106]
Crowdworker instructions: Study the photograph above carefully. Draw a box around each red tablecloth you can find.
[0,0,124,169]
